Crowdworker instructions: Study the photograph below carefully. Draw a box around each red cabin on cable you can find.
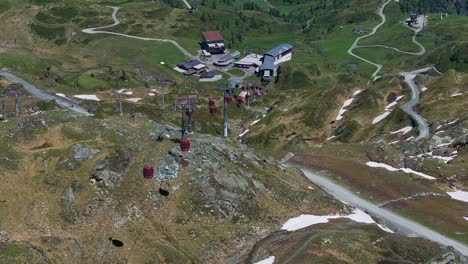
[208,98,216,106]
[245,92,251,99]
[225,96,233,104]
[143,165,154,179]
[180,139,190,152]
[208,98,216,115]
[237,96,244,104]
[209,105,217,115]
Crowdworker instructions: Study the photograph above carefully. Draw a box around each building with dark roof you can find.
[264,43,293,58]
[214,51,240,66]
[258,43,293,81]
[259,56,275,81]
[201,31,225,54]
[176,60,207,76]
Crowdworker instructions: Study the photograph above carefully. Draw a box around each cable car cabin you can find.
[225,96,233,104]
[245,92,251,99]
[237,97,244,104]
[209,105,217,115]
[208,98,216,107]
[180,139,191,152]
[143,165,154,179]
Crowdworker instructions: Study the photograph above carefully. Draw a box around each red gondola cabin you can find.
[209,105,217,115]
[225,96,233,104]
[180,139,190,152]
[143,165,154,179]
[208,98,216,106]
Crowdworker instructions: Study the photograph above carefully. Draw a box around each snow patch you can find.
[254,256,275,264]
[399,167,436,180]
[447,191,468,203]
[366,161,399,171]
[326,136,336,141]
[390,126,412,135]
[447,119,459,125]
[251,119,262,126]
[282,215,333,231]
[464,217,468,221]
[335,90,361,121]
[56,93,67,98]
[431,154,455,163]
[346,209,375,224]
[410,151,456,163]
[282,209,385,232]
[73,95,100,101]
[406,136,415,141]
[450,93,463,97]
[336,98,354,121]
[421,87,427,92]
[385,102,397,110]
[366,162,436,180]
[377,224,395,233]
[437,140,454,147]
[372,111,391,124]
[126,98,142,102]
[353,90,362,96]
[148,93,155,96]
[389,140,400,145]
[239,129,250,137]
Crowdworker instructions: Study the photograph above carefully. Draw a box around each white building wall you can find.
[274,51,292,65]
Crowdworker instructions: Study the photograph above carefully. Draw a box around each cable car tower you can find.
[174,95,200,151]
[131,63,168,107]
[219,84,235,137]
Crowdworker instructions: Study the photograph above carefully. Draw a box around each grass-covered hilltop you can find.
[0,0,467,263]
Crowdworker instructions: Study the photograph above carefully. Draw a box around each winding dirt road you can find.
[347,0,426,78]
[347,0,391,78]
[81,6,196,59]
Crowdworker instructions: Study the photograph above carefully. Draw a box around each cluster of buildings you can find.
[174,30,293,82]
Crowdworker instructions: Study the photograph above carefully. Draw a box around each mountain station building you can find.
[201,31,226,54]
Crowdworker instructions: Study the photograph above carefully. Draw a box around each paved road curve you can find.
[293,165,468,257]
[400,68,432,140]
[0,72,93,116]
[82,6,196,60]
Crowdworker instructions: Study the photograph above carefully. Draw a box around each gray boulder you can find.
[71,144,100,161]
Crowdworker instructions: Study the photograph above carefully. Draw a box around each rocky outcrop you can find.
[61,187,78,224]
[89,149,133,191]
[72,144,100,161]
